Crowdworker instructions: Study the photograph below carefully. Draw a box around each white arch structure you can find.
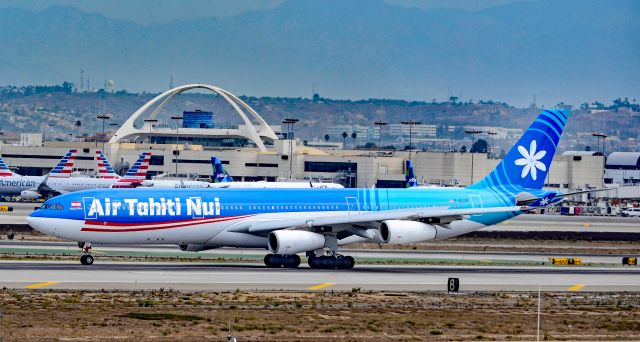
[110,84,278,151]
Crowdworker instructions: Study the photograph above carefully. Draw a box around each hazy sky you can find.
[0,0,530,24]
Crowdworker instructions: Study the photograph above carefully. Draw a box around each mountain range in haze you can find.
[0,0,637,107]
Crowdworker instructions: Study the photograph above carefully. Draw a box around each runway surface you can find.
[0,240,634,265]
[2,261,639,292]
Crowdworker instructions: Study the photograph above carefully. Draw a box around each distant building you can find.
[389,123,436,144]
[183,110,214,129]
[605,152,640,185]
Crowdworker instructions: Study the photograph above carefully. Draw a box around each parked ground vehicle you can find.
[620,208,640,217]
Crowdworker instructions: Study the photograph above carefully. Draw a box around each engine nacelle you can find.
[268,230,325,255]
[379,220,437,244]
[178,244,219,252]
[20,190,42,201]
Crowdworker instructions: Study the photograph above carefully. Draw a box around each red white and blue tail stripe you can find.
[49,149,77,178]
[0,157,16,177]
[116,152,151,184]
[95,151,119,179]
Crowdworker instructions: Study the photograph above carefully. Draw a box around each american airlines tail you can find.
[48,149,77,178]
[0,157,16,177]
[212,157,233,183]
[469,109,568,194]
[95,151,119,179]
[116,152,151,184]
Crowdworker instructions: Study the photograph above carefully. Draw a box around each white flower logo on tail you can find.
[514,140,547,180]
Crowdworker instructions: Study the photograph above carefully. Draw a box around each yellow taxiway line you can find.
[567,284,585,291]
[307,282,335,290]
[25,281,60,289]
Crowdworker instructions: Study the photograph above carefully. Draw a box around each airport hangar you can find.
[0,84,604,190]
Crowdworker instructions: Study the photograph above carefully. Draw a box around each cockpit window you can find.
[40,203,64,210]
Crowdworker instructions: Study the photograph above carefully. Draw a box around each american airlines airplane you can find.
[29,110,581,268]
[0,149,77,200]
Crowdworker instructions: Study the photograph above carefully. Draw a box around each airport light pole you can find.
[171,116,183,176]
[282,117,299,179]
[96,114,111,151]
[592,132,608,187]
[487,131,497,159]
[465,129,483,185]
[374,121,387,156]
[401,120,421,160]
[144,119,158,144]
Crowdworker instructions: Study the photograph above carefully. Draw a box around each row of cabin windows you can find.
[219,204,439,211]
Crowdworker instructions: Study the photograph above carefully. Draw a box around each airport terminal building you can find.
[0,84,606,191]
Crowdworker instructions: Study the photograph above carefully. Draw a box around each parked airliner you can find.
[0,149,76,200]
[30,110,577,268]
[208,156,344,189]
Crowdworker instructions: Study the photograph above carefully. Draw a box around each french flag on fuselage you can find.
[117,152,151,183]
[0,157,15,177]
[49,149,77,178]
[95,150,119,179]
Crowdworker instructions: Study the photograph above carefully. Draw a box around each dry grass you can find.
[1,289,639,341]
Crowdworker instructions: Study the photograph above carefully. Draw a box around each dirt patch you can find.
[1,289,638,341]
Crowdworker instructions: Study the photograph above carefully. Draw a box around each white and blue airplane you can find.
[29,110,577,268]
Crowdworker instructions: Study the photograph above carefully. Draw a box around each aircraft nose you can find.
[27,216,56,236]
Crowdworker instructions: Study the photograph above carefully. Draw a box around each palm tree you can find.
[341,132,347,148]
[351,132,357,149]
[74,120,81,141]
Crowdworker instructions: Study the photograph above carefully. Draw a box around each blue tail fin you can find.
[212,157,233,183]
[405,160,418,188]
[470,109,569,190]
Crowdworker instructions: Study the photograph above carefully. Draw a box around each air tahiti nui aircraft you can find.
[29,110,586,268]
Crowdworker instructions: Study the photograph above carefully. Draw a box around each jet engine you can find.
[178,244,219,252]
[268,230,325,255]
[20,190,42,201]
[379,220,437,244]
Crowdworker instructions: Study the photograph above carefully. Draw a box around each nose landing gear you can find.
[79,242,94,265]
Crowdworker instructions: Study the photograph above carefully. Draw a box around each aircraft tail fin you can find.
[117,152,151,183]
[469,109,569,190]
[0,157,16,176]
[48,149,77,178]
[405,160,418,188]
[212,157,233,183]
[95,150,119,179]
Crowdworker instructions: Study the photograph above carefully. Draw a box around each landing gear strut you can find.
[79,242,94,265]
[264,254,301,268]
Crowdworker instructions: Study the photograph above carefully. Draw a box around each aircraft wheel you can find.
[80,254,94,265]
[342,256,355,270]
[283,254,301,268]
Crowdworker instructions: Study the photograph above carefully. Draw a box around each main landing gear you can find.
[78,242,94,265]
[308,253,355,270]
[263,253,355,269]
[264,254,301,268]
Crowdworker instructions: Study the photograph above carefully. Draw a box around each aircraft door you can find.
[469,195,483,216]
[345,197,359,214]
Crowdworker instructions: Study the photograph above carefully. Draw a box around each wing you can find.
[228,205,528,235]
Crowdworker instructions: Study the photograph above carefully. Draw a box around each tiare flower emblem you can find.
[514,140,547,180]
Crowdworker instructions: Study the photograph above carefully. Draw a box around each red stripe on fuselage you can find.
[80,215,253,232]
